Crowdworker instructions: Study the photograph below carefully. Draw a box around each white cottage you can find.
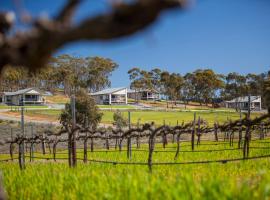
[2,88,45,105]
[127,89,160,101]
[90,87,128,105]
[225,96,261,111]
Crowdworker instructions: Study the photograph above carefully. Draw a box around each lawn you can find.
[97,105,135,109]
[5,109,262,125]
[45,95,70,104]
[1,139,270,199]
[0,105,48,110]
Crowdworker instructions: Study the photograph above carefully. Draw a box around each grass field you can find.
[0,105,48,110]
[7,109,262,125]
[97,105,135,109]
[45,95,69,104]
[1,140,270,199]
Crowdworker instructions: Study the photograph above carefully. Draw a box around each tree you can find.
[246,73,267,96]
[86,57,118,92]
[187,69,224,106]
[150,68,162,92]
[181,73,195,109]
[128,67,163,103]
[54,54,87,95]
[128,67,144,102]
[113,110,128,129]
[60,89,102,129]
[0,0,184,73]
[160,71,183,108]
[222,72,248,100]
[263,72,270,113]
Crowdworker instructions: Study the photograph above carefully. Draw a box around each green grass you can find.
[0,105,48,109]
[7,109,262,125]
[101,110,261,125]
[97,105,135,109]
[1,139,270,199]
[45,95,69,104]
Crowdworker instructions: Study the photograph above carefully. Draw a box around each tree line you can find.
[0,54,118,95]
[128,67,268,108]
[0,54,268,108]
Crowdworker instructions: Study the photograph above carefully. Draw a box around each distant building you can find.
[225,96,261,111]
[127,89,160,101]
[90,87,128,105]
[1,88,45,105]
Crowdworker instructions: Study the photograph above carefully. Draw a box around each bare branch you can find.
[0,0,184,72]
[55,0,81,24]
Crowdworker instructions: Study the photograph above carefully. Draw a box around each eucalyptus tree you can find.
[128,67,145,102]
[86,56,118,93]
[160,71,183,108]
[187,69,224,106]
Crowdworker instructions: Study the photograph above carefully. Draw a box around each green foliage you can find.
[184,69,224,105]
[160,71,183,103]
[60,89,102,128]
[263,73,270,113]
[0,54,118,95]
[113,110,128,129]
[86,56,118,92]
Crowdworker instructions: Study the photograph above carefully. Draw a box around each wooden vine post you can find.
[127,111,132,159]
[83,117,89,163]
[53,138,57,162]
[197,116,201,146]
[41,133,46,155]
[162,120,166,149]
[9,128,14,161]
[214,122,218,142]
[238,113,242,149]
[67,93,77,167]
[30,124,34,162]
[83,133,88,163]
[136,120,140,149]
[243,95,251,159]
[191,112,196,151]
[18,99,26,170]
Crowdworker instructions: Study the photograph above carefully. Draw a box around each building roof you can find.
[4,88,41,96]
[90,87,127,95]
[127,88,160,93]
[226,96,261,103]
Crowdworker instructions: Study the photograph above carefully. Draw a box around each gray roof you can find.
[4,88,40,96]
[226,96,261,103]
[90,87,127,95]
[127,88,160,93]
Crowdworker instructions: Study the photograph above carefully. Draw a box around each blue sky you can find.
[1,0,270,87]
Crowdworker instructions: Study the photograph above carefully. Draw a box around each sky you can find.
[1,0,270,87]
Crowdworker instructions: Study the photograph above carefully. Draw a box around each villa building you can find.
[90,87,128,105]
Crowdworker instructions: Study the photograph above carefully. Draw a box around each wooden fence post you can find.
[191,112,196,151]
[127,137,132,160]
[83,138,88,163]
[197,116,201,146]
[174,132,181,160]
[20,104,25,169]
[136,121,140,149]
[214,122,218,142]
[42,133,46,155]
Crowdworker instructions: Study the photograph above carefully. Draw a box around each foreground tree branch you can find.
[0,0,185,72]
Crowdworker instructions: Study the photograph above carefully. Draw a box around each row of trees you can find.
[128,67,268,107]
[0,55,118,95]
[0,54,268,108]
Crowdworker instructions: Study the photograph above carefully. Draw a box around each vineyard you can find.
[0,112,270,199]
